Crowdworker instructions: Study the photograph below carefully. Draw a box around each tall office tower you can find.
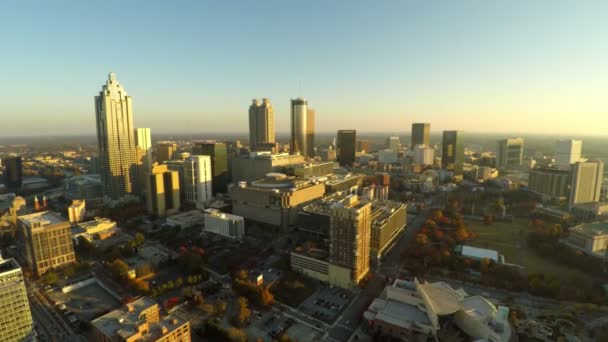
[184,155,213,206]
[156,142,177,163]
[388,136,400,153]
[306,108,316,158]
[329,195,372,286]
[497,138,524,171]
[357,140,372,154]
[135,128,152,195]
[3,156,23,189]
[95,72,138,200]
[18,211,76,276]
[555,139,583,170]
[569,160,604,209]
[146,164,180,217]
[411,123,430,147]
[290,98,312,158]
[0,258,34,342]
[337,130,357,166]
[248,98,275,151]
[193,142,228,194]
[441,130,465,176]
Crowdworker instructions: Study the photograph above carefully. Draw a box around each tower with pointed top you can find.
[95,72,138,200]
[33,196,40,211]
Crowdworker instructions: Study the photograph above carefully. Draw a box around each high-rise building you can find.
[497,138,524,171]
[203,209,245,240]
[2,156,23,189]
[329,195,371,286]
[411,123,430,147]
[290,98,313,158]
[306,108,316,158]
[95,72,138,200]
[337,130,357,166]
[388,136,400,153]
[135,128,152,195]
[146,164,180,217]
[184,155,213,206]
[193,142,229,194]
[555,139,583,170]
[413,145,434,165]
[0,258,34,342]
[528,167,570,201]
[156,142,177,163]
[357,140,373,154]
[248,98,275,151]
[18,211,76,276]
[441,130,465,176]
[569,160,604,209]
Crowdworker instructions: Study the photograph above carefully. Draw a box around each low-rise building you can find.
[72,217,119,246]
[203,209,244,240]
[231,152,305,183]
[166,210,205,229]
[91,296,190,342]
[565,221,608,257]
[324,173,363,194]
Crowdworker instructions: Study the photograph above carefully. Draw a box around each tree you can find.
[42,271,58,285]
[176,277,183,288]
[134,232,145,246]
[235,269,248,281]
[260,286,275,307]
[415,233,429,245]
[64,265,76,278]
[235,297,251,326]
[201,303,215,316]
[135,263,152,277]
[167,280,175,290]
[226,327,247,342]
[110,259,130,279]
[215,300,228,316]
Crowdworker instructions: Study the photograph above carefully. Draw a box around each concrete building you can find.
[441,130,465,176]
[290,98,313,158]
[565,222,608,257]
[166,210,205,229]
[18,211,76,276]
[569,160,604,209]
[364,278,511,341]
[146,164,180,217]
[230,174,325,231]
[155,142,177,163]
[0,258,34,342]
[183,155,213,206]
[135,128,152,194]
[378,149,398,164]
[337,130,357,166]
[231,152,304,183]
[528,167,569,201]
[165,160,185,198]
[555,139,583,170]
[2,156,22,189]
[193,142,229,194]
[325,173,363,194]
[68,199,86,224]
[357,140,373,154]
[290,161,334,179]
[203,209,244,240]
[91,297,190,342]
[94,72,138,200]
[72,217,119,246]
[370,201,406,262]
[413,145,434,166]
[497,138,524,171]
[248,98,275,151]
[388,136,400,153]
[411,123,430,147]
[66,174,103,201]
[329,195,372,287]
[318,147,337,162]
[306,108,316,158]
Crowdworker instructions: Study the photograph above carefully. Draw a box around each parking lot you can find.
[298,286,354,323]
[247,309,321,341]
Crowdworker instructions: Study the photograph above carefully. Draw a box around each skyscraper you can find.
[388,136,400,153]
[146,164,180,217]
[0,258,34,342]
[497,138,524,171]
[555,139,583,170]
[306,108,316,158]
[248,98,275,151]
[135,128,152,195]
[441,130,464,176]
[290,98,312,158]
[184,155,213,206]
[193,142,228,194]
[329,195,372,286]
[569,160,604,209]
[337,130,357,166]
[2,156,22,189]
[95,72,137,200]
[411,123,430,147]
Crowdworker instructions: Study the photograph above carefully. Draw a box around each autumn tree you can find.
[234,297,251,326]
[226,327,247,342]
[215,300,228,316]
[415,233,429,245]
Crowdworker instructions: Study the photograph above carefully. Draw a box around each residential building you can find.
[146,164,180,217]
[203,209,245,240]
[91,297,190,342]
[290,98,313,158]
[527,167,569,201]
[555,139,583,170]
[94,72,138,200]
[230,174,325,231]
[65,174,103,201]
[329,195,372,287]
[193,142,229,194]
[441,130,465,176]
[156,142,177,163]
[337,130,357,166]
[369,200,406,261]
[18,211,76,276]
[413,145,434,166]
[183,155,213,206]
[248,98,275,151]
[411,123,430,147]
[569,160,604,209]
[231,152,304,183]
[0,258,34,342]
[68,199,86,224]
[497,138,524,171]
[2,156,22,189]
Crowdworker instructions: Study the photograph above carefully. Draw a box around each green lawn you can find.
[465,219,588,281]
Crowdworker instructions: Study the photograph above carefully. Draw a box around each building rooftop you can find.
[18,211,66,229]
[0,257,21,274]
[570,221,608,237]
[292,242,329,261]
[458,245,499,262]
[203,208,243,221]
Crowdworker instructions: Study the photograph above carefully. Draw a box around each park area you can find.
[465,218,589,281]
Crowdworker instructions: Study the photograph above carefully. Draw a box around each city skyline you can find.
[1,1,608,136]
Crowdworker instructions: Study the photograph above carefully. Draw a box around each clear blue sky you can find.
[1,1,607,136]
